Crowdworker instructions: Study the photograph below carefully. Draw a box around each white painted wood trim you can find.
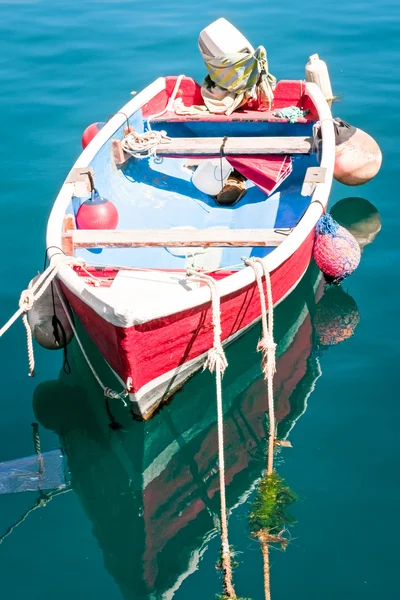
[69,228,288,249]
[47,81,334,328]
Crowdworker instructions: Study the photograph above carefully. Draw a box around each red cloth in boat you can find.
[226,155,292,196]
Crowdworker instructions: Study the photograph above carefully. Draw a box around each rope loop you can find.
[19,289,34,312]
[104,387,128,407]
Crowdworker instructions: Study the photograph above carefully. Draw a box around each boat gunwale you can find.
[46,78,335,328]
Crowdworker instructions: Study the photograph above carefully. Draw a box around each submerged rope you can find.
[0,486,71,546]
[31,422,44,475]
[186,269,235,598]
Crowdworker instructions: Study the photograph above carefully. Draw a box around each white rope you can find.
[0,256,132,403]
[121,74,186,159]
[53,281,131,406]
[0,256,83,376]
[122,129,171,159]
[173,97,208,116]
[187,270,227,374]
[186,269,235,597]
[244,258,276,475]
[146,74,185,128]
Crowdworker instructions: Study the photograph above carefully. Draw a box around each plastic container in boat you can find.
[198,18,254,56]
[305,54,333,103]
[191,158,233,196]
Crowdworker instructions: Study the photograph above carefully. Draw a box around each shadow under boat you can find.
[31,261,325,599]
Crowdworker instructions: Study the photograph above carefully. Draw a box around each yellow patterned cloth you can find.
[200,45,276,114]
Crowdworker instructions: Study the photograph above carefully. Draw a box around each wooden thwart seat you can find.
[155,136,312,156]
[62,227,291,255]
[112,136,312,167]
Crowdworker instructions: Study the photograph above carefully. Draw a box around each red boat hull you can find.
[62,230,314,418]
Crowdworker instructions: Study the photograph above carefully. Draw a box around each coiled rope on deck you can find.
[122,129,171,158]
[121,74,185,159]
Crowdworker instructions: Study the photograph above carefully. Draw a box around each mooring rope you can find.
[186,269,235,598]
[0,486,71,546]
[53,281,131,406]
[31,422,44,475]
[244,258,276,475]
[0,256,131,405]
[0,256,83,376]
[146,74,185,128]
[121,74,185,158]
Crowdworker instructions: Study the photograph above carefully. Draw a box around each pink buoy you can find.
[313,214,361,284]
[332,119,382,186]
[76,189,119,230]
[81,122,105,150]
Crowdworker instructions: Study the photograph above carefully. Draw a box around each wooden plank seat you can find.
[151,109,312,124]
[62,227,291,255]
[112,136,312,167]
[154,136,312,157]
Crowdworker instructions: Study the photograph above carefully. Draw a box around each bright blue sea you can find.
[0,1,399,599]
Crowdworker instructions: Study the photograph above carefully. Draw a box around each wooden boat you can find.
[29,262,323,598]
[46,33,335,419]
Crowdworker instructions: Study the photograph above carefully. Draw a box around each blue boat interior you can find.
[68,108,318,271]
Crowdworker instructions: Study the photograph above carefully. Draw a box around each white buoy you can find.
[27,277,74,350]
[305,54,333,104]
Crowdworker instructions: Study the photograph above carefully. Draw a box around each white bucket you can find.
[191,158,233,196]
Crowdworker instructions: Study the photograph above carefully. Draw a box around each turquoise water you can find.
[0,1,398,598]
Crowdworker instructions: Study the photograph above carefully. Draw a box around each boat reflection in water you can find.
[330,197,381,251]
[31,260,357,599]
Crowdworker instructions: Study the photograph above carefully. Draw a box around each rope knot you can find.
[257,336,277,354]
[257,337,277,375]
[104,388,128,407]
[19,289,34,312]
[187,269,228,376]
[204,345,228,375]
